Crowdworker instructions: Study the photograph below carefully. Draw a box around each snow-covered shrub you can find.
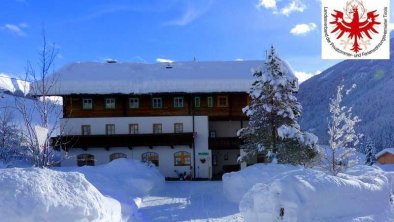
[222,163,303,203]
[239,165,391,222]
[326,83,362,175]
[0,167,123,222]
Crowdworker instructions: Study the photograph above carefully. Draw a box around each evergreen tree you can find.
[364,137,376,166]
[238,46,318,165]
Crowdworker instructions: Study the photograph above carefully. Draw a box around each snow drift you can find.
[0,167,123,222]
[237,165,391,222]
[222,163,303,203]
[59,158,164,201]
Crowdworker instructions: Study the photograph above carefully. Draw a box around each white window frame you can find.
[82,98,93,110]
[173,97,184,108]
[153,123,162,134]
[81,125,91,135]
[105,98,116,109]
[194,97,201,108]
[129,124,139,134]
[174,123,183,133]
[152,97,162,108]
[207,96,214,108]
[106,124,115,135]
[129,98,139,109]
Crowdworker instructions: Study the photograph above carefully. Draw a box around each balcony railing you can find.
[209,137,241,150]
[52,133,194,150]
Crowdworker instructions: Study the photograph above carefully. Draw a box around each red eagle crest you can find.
[330,2,380,53]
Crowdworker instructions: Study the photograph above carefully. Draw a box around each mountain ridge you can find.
[298,38,394,149]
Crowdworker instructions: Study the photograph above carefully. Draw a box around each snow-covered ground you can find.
[224,164,393,222]
[2,159,394,221]
[137,181,243,222]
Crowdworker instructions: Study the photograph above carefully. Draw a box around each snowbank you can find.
[374,164,394,192]
[59,158,164,201]
[222,163,303,202]
[238,165,391,222]
[0,167,123,222]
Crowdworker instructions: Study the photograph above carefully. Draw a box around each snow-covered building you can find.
[375,148,394,164]
[47,60,262,179]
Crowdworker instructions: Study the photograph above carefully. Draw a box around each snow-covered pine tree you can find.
[364,137,376,166]
[327,84,362,175]
[238,46,318,165]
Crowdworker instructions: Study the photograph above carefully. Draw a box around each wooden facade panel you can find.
[377,153,394,164]
[52,133,194,150]
[63,93,249,118]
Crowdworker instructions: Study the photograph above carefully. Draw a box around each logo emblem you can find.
[322,0,390,59]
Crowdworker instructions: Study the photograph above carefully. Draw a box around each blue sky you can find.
[1,0,393,81]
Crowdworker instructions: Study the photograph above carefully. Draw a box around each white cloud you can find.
[290,23,317,35]
[258,0,277,9]
[2,23,27,36]
[257,0,306,16]
[279,0,305,16]
[294,70,320,83]
[166,0,213,26]
[390,23,394,31]
[156,58,174,63]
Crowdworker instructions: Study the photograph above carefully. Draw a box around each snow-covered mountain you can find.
[298,38,394,150]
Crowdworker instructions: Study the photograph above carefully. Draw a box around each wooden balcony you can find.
[52,133,194,151]
[209,137,241,150]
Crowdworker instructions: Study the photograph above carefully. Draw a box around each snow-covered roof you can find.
[42,60,266,95]
[375,148,394,159]
[0,73,30,95]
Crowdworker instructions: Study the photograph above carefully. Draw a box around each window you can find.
[194,97,201,108]
[77,154,95,166]
[82,98,93,110]
[217,96,228,107]
[173,97,184,108]
[174,151,191,166]
[81,125,91,135]
[207,96,214,108]
[212,154,217,166]
[106,124,115,135]
[153,124,162,134]
[110,153,127,161]
[152,97,162,108]
[142,152,159,166]
[129,98,139,109]
[174,123,183,133]
[209,130,216,138]
[129,124,139,134]
[105,98,116,109]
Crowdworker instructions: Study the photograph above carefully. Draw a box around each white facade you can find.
[60,116,212,178]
